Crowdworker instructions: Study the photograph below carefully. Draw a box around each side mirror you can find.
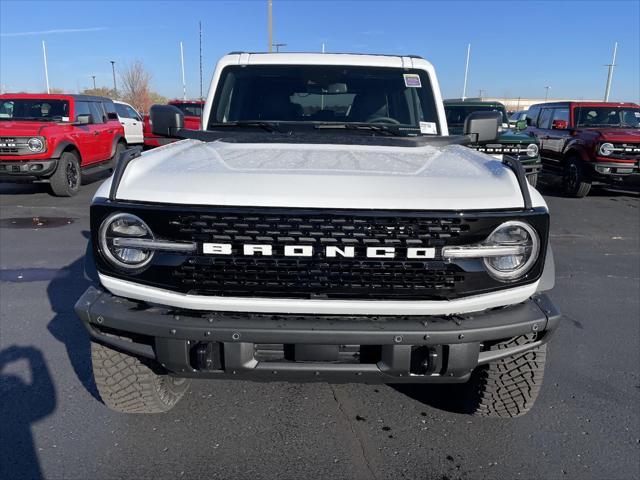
[76,114,92,125]
[463,111,501,143]
[150,104,184,136]
[552,119,567,130]
[516,119,527,131]
[107,112,118,121]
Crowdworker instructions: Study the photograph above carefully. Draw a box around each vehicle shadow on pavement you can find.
[46,234,100,402]
[0,345,56,480]
[535,175,640,198]
[0,183,49,195]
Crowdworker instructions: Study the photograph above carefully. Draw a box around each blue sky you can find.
[1,0,638,102]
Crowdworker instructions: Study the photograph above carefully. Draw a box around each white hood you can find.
[101,139,545,210]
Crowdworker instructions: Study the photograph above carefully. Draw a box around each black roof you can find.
[226,51,424,59]
[68,94,115,103]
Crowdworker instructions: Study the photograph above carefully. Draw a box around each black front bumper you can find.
[588,161,640,186]
[0,159,58,181]
[75,287,560,384]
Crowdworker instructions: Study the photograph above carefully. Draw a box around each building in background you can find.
[464,97,600,113]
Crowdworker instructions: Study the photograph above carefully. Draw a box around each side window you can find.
[103,101,116,120]
[89,102,105,124]
[538,109,553,129]
[526,107,540,127]
[126,105,140,120]
[552,108,569,123]
[103,101,116,115]
[0,100,14,118]
[74,101,91,121]
[115,103,129,118]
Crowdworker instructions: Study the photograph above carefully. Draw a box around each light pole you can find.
[180,41,186,101]
[268,0,273,52]
[604,41,618,102]
[544,86,551,102]
[91,75,96,89]
[462,43,471,100]
[42,41,50,94]
[478,89,485,98]
[110,61,117,93]
[272,43,286,52]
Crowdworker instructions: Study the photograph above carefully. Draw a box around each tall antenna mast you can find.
[268,0,273,52]
[199,21,203,100]
[462,43,470,100]
[180,41,186,101]
[42,41,50,94]
[603,41,618,102]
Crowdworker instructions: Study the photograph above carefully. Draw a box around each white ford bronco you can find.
[75,52,560,417]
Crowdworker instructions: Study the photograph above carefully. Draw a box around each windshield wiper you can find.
[314,123,404,136]
[208,121,285,133]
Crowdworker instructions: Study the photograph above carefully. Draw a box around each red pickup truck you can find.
[0,93,125,196]
[143,100,203,149]
[526,101,639,197]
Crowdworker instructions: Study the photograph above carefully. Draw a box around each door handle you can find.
[93,131,100,136]
[121,122,126,125]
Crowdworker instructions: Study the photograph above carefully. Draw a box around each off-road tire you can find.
[457,334,547,418]
[49,151,81,196]
[563,157,591,198]
[526,173,538,188]
[91,340,191,413]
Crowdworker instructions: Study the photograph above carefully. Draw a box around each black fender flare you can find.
[536,246,555,292]
[563,141,590,164]
[110,134,126,157]
[51,141,80,161]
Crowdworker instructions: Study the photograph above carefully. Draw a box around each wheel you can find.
[49,151,81,196]
[526,173,538,188]
[91,341,191,413]
[457,334,547,418]
[563,157,591,198]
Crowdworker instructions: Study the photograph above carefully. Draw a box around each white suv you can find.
[113,100,143,145]
[76,53,560,417]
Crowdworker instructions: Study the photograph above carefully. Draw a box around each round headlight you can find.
[99,213,154,271]
[483,221,540,281]
[526,143,539,158]
[599,143,614,156]
[27,137,44,152]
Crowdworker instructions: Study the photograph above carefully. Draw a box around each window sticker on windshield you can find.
[404,74,422,88]
[635,112,640,118]
[419,121,437,134]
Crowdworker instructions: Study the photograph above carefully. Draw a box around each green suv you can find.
[444,100,542,186]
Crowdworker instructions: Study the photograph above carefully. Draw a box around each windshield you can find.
[444,104,509,125]
[172,103,203,117]
[209,65,440,135]
[509,111,527,122]
[574,107,640,128]
[0,99,70,121]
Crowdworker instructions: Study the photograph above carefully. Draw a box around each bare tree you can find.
[119,61,153,113]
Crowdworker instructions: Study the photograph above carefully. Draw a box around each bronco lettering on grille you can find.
[201,243,436,259]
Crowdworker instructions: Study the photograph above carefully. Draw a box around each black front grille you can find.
[175,257,463,298]
[92,203,549,301]
[0,137,30,155]
[172,211,469,299]
[609,143,640,160]
[173,212,469,244]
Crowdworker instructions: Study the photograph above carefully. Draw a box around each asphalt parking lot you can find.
[0,177,638,480]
